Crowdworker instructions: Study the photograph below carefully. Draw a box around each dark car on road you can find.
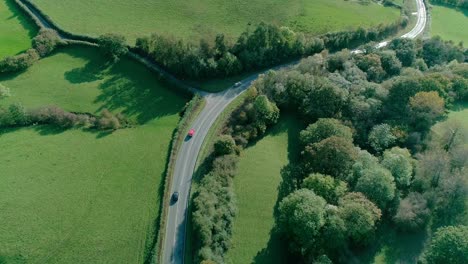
[171,192,179,202]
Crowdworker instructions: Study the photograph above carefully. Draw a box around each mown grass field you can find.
[0,46,187,263]
[0,0,37,59]
[430,5,468,44]
[32,0,400,44]
[226,115,302,264]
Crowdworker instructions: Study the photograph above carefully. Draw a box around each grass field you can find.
[0,0,37,59]
[226,115,302,264]
[0,46,187,263]
[430,5,468,44]
[32,0,400,44]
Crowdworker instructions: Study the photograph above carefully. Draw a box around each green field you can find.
[430,5,468,44]
[226,115,301,264]
[0,46,187,263]
[32,0,400,44]
[0,0,37,59]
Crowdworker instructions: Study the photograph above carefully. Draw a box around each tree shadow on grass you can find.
[252,113,304,264]
[64,60,107,84]
[63,46,187,125]
[353,222,428,263]
[4,0,38,48]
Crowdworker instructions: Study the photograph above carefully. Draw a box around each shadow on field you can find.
[63,46,186,125]
[252,113,303,264]
[4,0,38,53]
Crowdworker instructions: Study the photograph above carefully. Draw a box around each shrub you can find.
[214,135,236,156]
[98,33,129,62]
[32,29,62,57]
[0,49,39,73]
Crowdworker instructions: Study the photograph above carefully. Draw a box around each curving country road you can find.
[13,0,427,263]
[162,0,427,263]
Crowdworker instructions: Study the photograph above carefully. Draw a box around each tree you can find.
[381,147,414,188]
[347,149,380,187]
[97,33,128,61]
[393,192,430,231]
[8,103,28,126]
[355,166,396,209]
[413,149,451,191]
[214,135,236,156]
[389,38,416,67]
[302,173,348,204]
[278,189,327,256]
[302,136,358,178]
[301,78,348,120]
[409,91,445,131]
[253,95,280,125]
[432,170,468,227]
[299,118,353,146]
[379,50,402,76]
[368,123,396,153]
[424,226,468,264]
[32,29,62,57]
[338,192,381,245]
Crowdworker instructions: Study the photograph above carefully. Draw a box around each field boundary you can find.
[12,0,199,95]
[152,95,205,264]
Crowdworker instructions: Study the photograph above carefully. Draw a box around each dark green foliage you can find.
[0,104,127,131]
[278,189,327,257]
[214,135,236,156]
[192,154,239,263]
[302,136,358,178]
[339,193,382,245]
[137,23,323,80]
[97,33,129,62]
[389,38,416,67]
[299,118,353,146]
[355,165,396,209]
[422,36,465,67]
[368,123,396,152]
[381,147,414,188]
[226,92,280,147]
[379,50,402,76]
[32,29,62,57]
[0,49,39,73]
[302,173,348,204]
[424,225,468,264]
[338,192,381,245]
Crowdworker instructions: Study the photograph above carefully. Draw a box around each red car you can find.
[188,129,195,137]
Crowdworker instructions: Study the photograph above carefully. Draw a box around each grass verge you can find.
[225,114,302,264]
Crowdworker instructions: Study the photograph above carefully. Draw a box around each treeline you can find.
[0,103,129,130]
[191,37,467,263]
[430,0,468,9]
[0,29,62,74]
[136,19,407,80]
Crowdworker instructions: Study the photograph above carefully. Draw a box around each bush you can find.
[214,135,236,156]
[0,49,39,73]
[98,33,129,62]
[32,29,62,57]
[192,154,239,263]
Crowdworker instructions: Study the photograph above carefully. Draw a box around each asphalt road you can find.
[163,0,427,263]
